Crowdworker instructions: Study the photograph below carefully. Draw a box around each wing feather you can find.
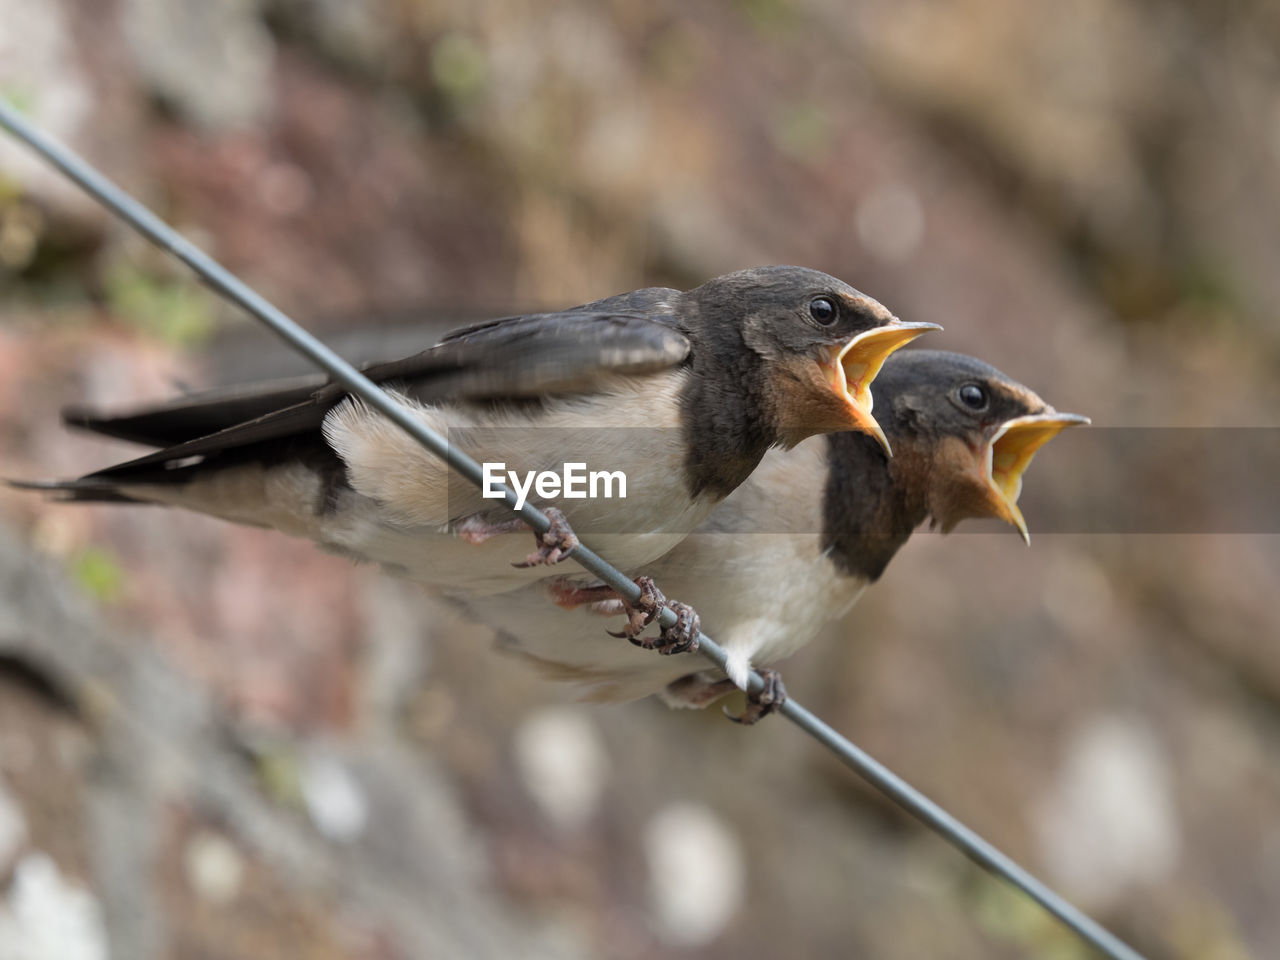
[67,309,690,482]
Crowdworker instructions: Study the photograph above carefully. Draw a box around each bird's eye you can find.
[808,296,837,324]
[958,383,988,410]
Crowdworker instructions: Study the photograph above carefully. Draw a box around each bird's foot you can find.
[512,508,580,567]
[607,576,701,655]
[723,668,787,725]
[649,599,701,656]
[606,575,665,639]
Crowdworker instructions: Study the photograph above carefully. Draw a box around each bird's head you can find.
[690,266,939,453]
[874,350,1088,543]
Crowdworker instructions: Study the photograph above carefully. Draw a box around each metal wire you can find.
[0,98,1148,960]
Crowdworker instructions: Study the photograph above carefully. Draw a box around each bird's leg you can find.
[455,513,528,544]
[660,672,738,709]
[457,508,579,565]
[607,576,701,656]
[545,579,620,610]
[723,668,787,725]
[585,597,627,616]
[511,507,580,567]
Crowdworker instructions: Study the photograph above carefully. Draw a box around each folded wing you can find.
[61,310,691,485]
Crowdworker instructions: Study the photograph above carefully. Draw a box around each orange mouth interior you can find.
[984,412,1090,543]
[827,321,941,455]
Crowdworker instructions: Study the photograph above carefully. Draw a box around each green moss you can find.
[431,33,489,104]
[971,874,1091,959]
[772,102,831,160]
[739,0,795,33]
[103,260,216,347]
[0,84,36,117]
[71,546,125,604]
[254,744,305,809]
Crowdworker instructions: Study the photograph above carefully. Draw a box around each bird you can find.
[446,350,1088,721]
[14,266,937,638]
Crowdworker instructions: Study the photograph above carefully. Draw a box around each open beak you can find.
[827,321,941,456]
[983,411,1090,544]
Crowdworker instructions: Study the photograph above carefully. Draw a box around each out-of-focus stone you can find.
[0,852,108,960]
[300,750,369,843]
[183,831,244,907]
[268,0,394,73]
[122,0,275,132]
[1035,715,1181,910]
[0,772,28,875]
[643,801,745,949]
[512,707,609,831]
[0,0,96,219]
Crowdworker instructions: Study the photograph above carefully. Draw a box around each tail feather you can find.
[61,372,328,447]
[5,477,147,504]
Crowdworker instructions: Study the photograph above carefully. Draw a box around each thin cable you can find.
[0,99,1147,960]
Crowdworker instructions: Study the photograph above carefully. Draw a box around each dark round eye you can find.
[958,383,988,410]
[808,296,837,325]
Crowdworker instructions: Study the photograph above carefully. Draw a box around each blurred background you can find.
[1,0,1279,957]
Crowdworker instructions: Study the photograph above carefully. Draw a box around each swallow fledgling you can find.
[452,351,1087,720]
[15,267,936,614]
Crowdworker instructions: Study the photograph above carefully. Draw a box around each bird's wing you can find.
[72,311,691,481]
[387,309,689,401]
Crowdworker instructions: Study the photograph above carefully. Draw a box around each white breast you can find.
[461,437,869,699]
[124,371,721,595]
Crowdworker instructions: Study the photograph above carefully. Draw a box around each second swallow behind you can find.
[457,350,1086,720]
